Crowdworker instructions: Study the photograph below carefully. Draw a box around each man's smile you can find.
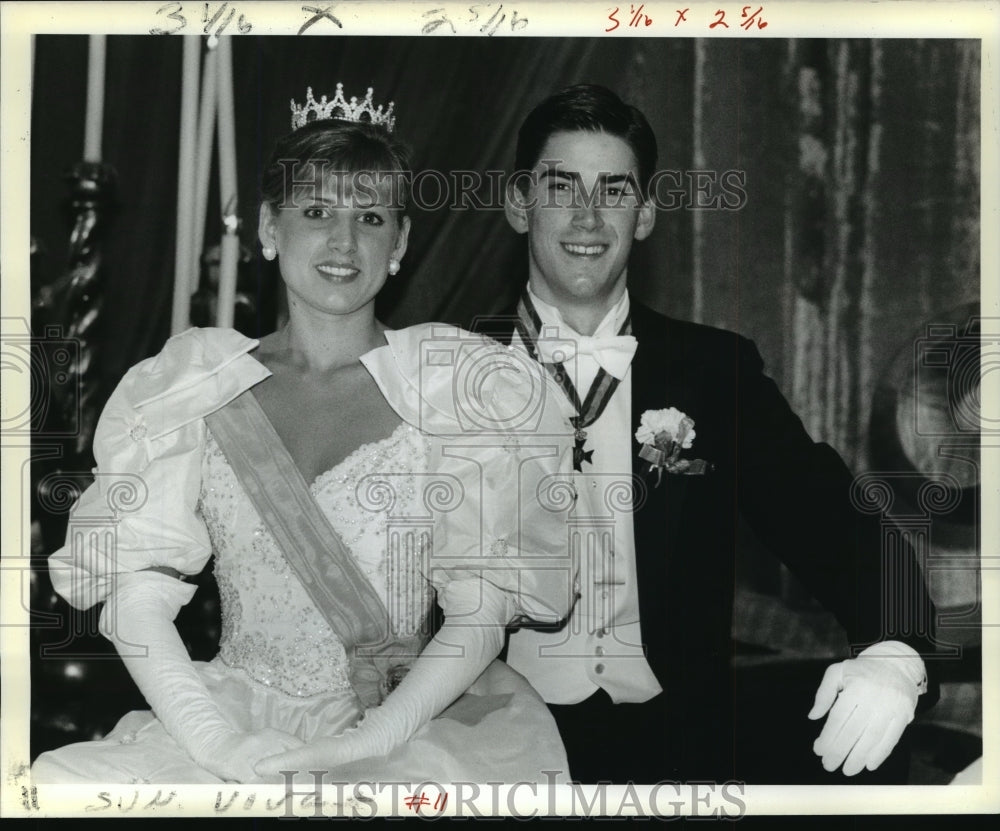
[561,243,608,257]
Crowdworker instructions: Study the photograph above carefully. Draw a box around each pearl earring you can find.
[388,259,400,275]
[262,246,276,261]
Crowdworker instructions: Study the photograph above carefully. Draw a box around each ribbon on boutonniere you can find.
[635,407,713,486]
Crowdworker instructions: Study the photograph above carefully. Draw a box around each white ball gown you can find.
[32,325,577,785]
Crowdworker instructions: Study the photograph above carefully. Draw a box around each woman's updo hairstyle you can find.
[260,119,411,217]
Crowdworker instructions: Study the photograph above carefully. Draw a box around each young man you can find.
[474,84,938,784]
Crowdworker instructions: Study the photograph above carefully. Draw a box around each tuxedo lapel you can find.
[628,303,697,666]
[629,305,669,493]
[629,303,690,529]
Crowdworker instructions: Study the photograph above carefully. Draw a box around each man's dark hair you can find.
[514,83,658,199]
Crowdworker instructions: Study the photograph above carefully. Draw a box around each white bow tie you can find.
[536,333,637,380]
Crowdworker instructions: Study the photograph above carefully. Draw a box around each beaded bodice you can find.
[198,422,433,697]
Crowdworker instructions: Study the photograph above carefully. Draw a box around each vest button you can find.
[595,663,605,675]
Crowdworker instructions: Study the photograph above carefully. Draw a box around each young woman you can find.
[33,90,576,785]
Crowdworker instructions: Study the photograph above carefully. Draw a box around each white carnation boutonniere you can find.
[635,407,713,485]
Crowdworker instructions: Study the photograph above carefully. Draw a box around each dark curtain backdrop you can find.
[31,36,979,475]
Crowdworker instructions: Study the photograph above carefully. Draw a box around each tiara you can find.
[290,84,396,132]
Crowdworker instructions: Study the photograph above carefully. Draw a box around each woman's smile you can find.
[315,261,360,281]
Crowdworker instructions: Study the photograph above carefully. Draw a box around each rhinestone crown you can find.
[290,84,396,132]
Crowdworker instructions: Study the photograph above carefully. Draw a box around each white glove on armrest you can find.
[808,640,927,776]
[254,578,510,776]
[100,570,301,781]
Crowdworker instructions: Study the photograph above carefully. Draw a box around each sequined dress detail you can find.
[199,422,433,698]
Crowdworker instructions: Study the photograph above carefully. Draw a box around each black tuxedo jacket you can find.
[473,299,939,780]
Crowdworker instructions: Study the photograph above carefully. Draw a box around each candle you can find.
[192,41,218,293]
[215,36,238,221]
[216,221,239,329]
[83,35,106,162]
[215,37,239,328]
[171,37,201,335]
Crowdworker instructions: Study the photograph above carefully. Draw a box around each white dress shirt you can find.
[506,288,663,704]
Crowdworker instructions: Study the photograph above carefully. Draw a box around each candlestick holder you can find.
[32,160,118,465]
[64,160,118,458]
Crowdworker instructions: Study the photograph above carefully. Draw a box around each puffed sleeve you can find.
[48,328,271,610]
[360,324,579,627]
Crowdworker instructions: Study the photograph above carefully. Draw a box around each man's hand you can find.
[808,642,927,776]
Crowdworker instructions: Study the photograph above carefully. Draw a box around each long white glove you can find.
[808,640,928,776]
[100,570,304,782]
[254,578,509,776]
